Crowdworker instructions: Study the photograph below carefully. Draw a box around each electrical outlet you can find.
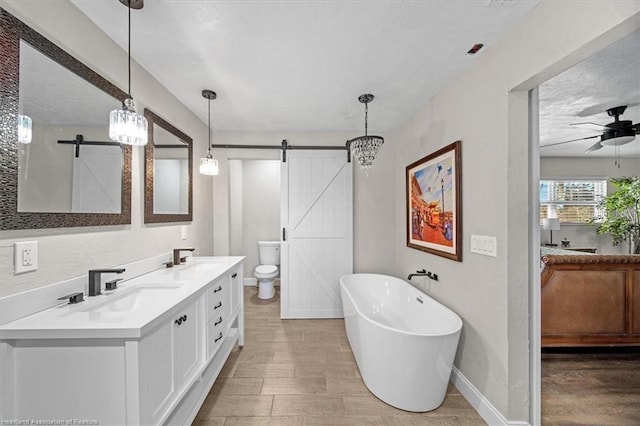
[15,241,38,273]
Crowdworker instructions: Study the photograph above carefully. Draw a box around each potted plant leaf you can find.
[593,176,640,254]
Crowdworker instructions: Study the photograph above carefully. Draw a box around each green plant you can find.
[593,176,640,254]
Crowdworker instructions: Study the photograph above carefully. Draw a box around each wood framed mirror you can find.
[144,109,193,223]
[0,9,132,230]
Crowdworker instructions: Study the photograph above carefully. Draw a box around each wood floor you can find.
[542,349,640,425]
[194,287,485,425]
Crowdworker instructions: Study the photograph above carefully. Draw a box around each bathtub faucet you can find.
[408,269,428,280]
[408,269,439,281]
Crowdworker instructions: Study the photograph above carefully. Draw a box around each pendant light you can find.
[109,0,148,146]
[17,114,32,144]
[348,94,384,171]
[200,89,219,176]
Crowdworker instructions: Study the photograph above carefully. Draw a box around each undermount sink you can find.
[82,284,182,313]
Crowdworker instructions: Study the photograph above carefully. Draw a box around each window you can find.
[539,179,607,224]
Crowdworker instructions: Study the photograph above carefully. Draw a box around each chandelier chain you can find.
[364,102,368,137]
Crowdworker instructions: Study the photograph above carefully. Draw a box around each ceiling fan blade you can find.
[569,122,608,131]
[584,141,603,153]
[540,134,600,148]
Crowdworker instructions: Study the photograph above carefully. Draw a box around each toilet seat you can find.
[255,265,278,275]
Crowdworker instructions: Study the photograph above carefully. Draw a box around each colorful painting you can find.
[406,141,462,261]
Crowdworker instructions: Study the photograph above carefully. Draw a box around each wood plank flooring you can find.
[194,287,485,425]
[542,349,640,425]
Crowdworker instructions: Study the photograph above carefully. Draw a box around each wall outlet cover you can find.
[15,241,38,274]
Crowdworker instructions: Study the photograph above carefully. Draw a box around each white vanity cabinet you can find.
[0,257,245,426]
[139,297,202,425]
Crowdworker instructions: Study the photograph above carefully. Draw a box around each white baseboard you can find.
[451,366,530,426]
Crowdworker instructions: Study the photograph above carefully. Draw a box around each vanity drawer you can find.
[207,278,230,323]
[207,322,225,358]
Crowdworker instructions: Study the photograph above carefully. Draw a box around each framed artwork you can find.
[406,140,462,261]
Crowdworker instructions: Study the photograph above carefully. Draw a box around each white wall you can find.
[0,1,214,297]
[390,2,639,422]
[232,160,281,277]
[212,130,397,277]
[540,157,640,254]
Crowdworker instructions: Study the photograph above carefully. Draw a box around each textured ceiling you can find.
[539,31,640,158]
[70,0,539,134]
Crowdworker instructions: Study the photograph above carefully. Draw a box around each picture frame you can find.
[406,140,462,261]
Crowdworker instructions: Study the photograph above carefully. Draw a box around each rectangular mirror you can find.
[1,9,132,230]
[144,109,193,223]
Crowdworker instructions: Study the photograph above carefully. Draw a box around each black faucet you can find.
[173,248,195,265]
[88,268,125,296]
[408,269,439,281]
[408,269,428,280]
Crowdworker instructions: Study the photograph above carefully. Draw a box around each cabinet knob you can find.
[214,301,222,310]
[214,332,223,343]
[231,273,238,279]
[175,314,187,325]
[214,286,222,293]
[214,317,223,326]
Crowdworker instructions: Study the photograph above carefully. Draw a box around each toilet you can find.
[254,241,280,300]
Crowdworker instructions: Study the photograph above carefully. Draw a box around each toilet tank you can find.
[257,241,280,265]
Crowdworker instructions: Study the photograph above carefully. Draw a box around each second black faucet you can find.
[173,248,195,265]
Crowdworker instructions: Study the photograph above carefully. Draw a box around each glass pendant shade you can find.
[200,154,219,176]
[350,135,384,170]
[109,98,148,146]
[18,114,32,144]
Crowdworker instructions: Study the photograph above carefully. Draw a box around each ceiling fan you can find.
[541,105,639,153]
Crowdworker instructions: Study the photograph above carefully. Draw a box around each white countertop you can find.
[0,256,244,340]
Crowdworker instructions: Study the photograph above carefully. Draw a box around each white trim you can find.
[528,87,542,426]
[451,366,531,426]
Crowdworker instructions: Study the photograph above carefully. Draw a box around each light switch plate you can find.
[181,225,188,240]
[15,241,38,273]
[470,235,497,257]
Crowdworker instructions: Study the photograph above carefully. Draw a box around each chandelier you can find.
[348,94,384,171]
[109,0,148,146]
[200,89,219,176]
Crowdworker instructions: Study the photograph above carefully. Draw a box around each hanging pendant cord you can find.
[208,98,212,154]
[127,0,132,100]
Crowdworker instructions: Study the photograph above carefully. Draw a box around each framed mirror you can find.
[144,109,193,223]
[0,9,132,230]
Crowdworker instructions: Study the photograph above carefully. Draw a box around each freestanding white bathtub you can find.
[340,273,462,412]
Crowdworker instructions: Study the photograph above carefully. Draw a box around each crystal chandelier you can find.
[17,114,32,144]
[200,89,219,176]
[109,0,147,146]
[348,94,384,171]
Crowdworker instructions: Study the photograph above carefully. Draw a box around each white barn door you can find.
[281,150,353,319]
